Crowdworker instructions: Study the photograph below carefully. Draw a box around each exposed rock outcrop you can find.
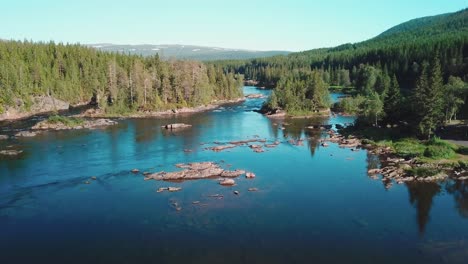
[0,96,69,121]
[15,131,38,137]
[32,118,117,130]
[144,162,250,182]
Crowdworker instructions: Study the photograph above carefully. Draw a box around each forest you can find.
[0,40,243,115]
[212,8,468,138]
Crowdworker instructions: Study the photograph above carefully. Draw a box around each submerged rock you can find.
[245,94,266,99]
[208,145,237,152]
[168,187,182,192]
[248,188,259,192]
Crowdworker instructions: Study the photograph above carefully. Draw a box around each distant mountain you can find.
[88,44,291,61]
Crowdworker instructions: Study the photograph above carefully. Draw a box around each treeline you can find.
[0,40,243,114]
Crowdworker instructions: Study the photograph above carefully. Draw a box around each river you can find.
[0,86,467,263]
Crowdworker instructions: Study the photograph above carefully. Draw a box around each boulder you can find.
[367,168,381,175]
[0,135,8,140]
[245,172,256,178]
[219,179,235,186]
[15,131,37,137]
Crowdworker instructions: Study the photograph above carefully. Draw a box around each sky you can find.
[1,0,466,51]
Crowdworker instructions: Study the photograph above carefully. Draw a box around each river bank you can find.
[334,125,468,184]
[75,98,246,118]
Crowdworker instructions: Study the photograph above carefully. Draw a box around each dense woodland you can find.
[0,40,243,114]
[212,9,468,138]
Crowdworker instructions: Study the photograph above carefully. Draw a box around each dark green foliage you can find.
[383,75,402,123]
[263,70,330,114]
[413,57,445,138]
[47,115,84,127]
[443,76,468,122]
[424,145,456,159]
[0,40,243,114]
[406,167,441,178]
[215,9,468,89]
[212,9,468,128]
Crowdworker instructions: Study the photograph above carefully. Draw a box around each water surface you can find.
[1,86,467,264]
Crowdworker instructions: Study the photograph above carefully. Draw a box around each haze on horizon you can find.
[1,0,466,52]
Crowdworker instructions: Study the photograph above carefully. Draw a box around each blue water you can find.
[0,86,467,264]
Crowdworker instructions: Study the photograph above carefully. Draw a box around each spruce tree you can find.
[383,74,401,124]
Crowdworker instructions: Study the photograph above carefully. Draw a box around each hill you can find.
[216,8,468,88]
[88,44,291,61]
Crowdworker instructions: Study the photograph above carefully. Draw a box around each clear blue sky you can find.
[1,0,466,51]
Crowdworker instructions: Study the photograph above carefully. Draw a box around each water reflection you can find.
[406,182,441,234]
[446,180,468,218]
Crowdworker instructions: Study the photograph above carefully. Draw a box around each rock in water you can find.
[0,135,8,140]
[146,162,249,181]
[219,179,235,186]
[248,188,259,192]
[234,191,239,195]
[168,187,182,192]
[131,169,140,173]
[15,131,37,137]
[162,123,192,130]
[0,150,23,156]
[245,172,256,178]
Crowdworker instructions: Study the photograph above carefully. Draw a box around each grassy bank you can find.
[341,125,468,170]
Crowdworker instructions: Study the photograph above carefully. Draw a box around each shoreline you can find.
[0,98,245,122]
[77,97,245,118]
[262,108,332,119]
[329,128,468,184]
